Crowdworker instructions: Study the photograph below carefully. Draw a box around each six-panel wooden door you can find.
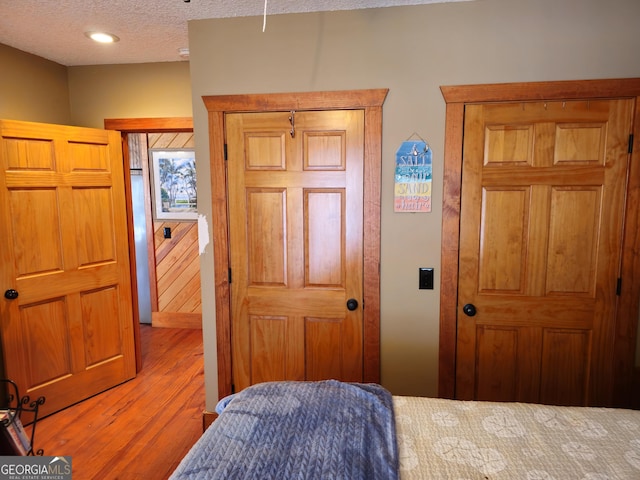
[0,120,136,417]
[456,99,634,406]
[226,110,365,391]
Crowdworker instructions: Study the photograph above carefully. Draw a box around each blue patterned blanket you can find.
[169,380,399,480]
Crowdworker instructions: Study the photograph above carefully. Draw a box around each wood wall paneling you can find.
[120,126,201,330]
[148,132,201,329]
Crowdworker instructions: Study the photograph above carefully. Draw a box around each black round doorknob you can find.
[463,303,476,317]
[346,298,359,311]
[4,289,19,300]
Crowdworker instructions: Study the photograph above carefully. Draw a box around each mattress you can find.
[395,396,640,479]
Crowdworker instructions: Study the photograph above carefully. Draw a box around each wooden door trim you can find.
[103,117,194,372]
[203,89,388,399]
[104,117,193,132]
[439,78,640,406]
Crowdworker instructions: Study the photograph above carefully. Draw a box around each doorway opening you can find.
[104,117,198,370]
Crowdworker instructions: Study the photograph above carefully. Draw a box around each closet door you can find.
[455,99,633,406]
[226,110,365,391]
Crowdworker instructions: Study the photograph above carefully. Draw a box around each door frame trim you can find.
[438,78,640,406]
[203,89,388,398]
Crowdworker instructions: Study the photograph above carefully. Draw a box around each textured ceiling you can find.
[0,0,469,66]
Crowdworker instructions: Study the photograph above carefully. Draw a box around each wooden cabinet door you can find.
[456,99,633,406]
[0,120,136,417]
[226,110,364,391]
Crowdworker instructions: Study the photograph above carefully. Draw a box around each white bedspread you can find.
[394,396,640,479]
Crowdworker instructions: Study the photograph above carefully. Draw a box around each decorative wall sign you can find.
[394,139,432,212]
[150,149,198,221]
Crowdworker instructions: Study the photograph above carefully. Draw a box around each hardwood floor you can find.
[31,325,205,479]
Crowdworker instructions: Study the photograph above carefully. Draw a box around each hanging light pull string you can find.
[263,0,268,32]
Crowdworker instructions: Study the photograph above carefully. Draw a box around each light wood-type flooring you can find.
[30,325,205,479]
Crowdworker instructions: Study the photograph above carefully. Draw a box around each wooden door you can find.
[0,120,136,417]
[226,110,365,391]
[456,99,634,406]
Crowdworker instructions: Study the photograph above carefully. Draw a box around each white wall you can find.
[187,0,640,410]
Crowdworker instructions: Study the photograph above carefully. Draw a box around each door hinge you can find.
[228,267,232,284]
[224,143,228,161]
[616,277,622,296]
[629,134,634,154]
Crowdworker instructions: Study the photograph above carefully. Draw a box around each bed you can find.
[169,380,640,479]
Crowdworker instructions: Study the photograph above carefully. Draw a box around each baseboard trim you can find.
[203,410,218,431]
[633,367,640,410]
[152,312,202,329]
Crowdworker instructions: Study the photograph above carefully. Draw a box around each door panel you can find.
[0,120,136,417]
[226,110,365,391]
[546,187,600,294]
[456,99,633,406]
[539,329,590,406]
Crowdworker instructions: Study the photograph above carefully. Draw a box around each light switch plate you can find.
[419,268,434,289]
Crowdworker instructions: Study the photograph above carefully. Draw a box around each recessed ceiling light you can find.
[85,31,120,43]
